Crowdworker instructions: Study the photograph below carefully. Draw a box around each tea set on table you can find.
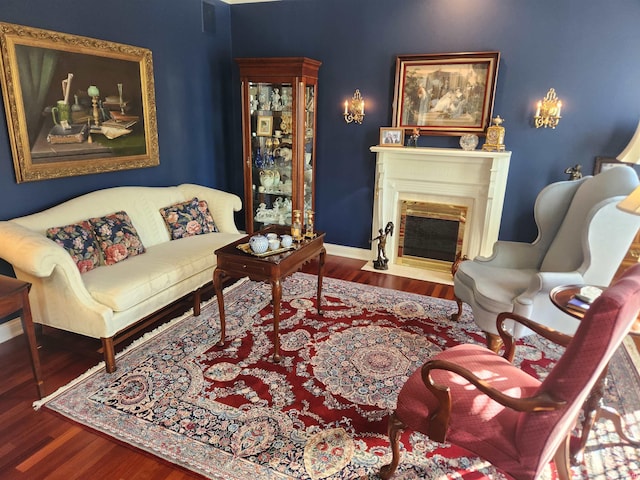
[248,232,293,254]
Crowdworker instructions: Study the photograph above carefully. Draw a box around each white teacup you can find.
[268,238,280,250]
[280,234,293,248]
[266,233,278,240]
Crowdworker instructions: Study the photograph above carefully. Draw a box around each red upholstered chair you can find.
[380,263,640,480]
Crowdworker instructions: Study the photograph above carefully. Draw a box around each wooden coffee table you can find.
[213,225,325,362]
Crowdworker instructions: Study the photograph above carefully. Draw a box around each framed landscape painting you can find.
[0,22,159,183]
[392,51,500,136]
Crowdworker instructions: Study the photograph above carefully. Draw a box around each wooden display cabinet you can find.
[236,57,321,234]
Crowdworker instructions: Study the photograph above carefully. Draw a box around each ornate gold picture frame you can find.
[0,22,159,183]
[392,51,500,136]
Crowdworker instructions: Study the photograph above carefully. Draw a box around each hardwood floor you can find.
[0,255,454,479]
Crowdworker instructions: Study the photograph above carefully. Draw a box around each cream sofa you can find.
[0,184,244,372]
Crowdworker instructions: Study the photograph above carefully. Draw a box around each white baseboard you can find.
[324,243,371,261]
[0,317,23,344]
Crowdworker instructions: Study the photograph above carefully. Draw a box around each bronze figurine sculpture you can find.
[371,221,394,270]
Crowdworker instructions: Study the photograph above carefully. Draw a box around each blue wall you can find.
[229,0,640,248]
[0,0,234,275]
[1,0,640,271]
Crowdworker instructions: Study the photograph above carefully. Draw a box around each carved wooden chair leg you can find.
[380,412,406,480]
[485,332,503,353]
[553,434,572,480]
[450,297,463,321]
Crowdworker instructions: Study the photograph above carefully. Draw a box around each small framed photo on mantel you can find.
[379,127,404,146]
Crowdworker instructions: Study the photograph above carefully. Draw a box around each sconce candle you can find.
[534,88,562,129]
[343,89,365,124]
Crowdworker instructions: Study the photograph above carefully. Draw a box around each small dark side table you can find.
[550,284,640,464]
[0,275,44,398]
[213,225,326,363]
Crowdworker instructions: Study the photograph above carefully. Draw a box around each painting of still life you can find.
[0,22,159,182]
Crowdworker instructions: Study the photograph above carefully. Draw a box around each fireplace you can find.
[397,201,467,272]
[368,146,511,284]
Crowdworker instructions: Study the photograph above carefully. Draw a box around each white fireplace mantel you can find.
[369,146,511,282]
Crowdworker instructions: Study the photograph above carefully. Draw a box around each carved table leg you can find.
[317,247,326,315]
[271,278,282,363]
[213,267,227,347]
[572,365,640,465]
[597,405,640,445]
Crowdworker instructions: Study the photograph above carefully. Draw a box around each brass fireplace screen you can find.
[397,200,467,273]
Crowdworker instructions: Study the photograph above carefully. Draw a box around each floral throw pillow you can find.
[90,211,146,266]
[198,199,219,233]
[46,221,101,274]
[159,197,218,240]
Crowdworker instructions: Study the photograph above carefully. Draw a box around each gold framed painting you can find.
[0,22,159,183]
[392,51,500,136]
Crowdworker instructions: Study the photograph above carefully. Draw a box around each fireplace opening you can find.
[397,201,467,273]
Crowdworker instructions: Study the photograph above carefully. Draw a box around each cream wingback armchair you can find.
[452,166,640,350]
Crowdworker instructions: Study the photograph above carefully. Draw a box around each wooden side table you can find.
[550,284,640,464]
[0,275,44,398]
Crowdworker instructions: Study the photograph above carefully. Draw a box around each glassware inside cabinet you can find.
[237,57,320,235]
[250,81,293,230]
[303,84,315,213]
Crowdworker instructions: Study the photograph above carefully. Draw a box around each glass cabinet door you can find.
[249,81,295,231]
[303,84,315,220]
[237,57,321,235]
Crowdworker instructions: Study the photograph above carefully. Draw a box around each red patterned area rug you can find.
[36,273,640,479]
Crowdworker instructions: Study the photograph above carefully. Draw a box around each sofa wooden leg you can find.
[485,332,503,353]
[102,337,117,373]
[193,288,202,316]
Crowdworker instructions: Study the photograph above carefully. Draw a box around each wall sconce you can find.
[534,88,562,128]
[343,89,365,124]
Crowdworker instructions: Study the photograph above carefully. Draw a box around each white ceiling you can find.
[220,0,280,4]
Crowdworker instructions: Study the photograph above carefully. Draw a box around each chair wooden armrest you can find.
[496,311,574,362]
[421,359,566,442]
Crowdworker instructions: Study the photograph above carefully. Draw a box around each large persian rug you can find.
[36,273,640,479]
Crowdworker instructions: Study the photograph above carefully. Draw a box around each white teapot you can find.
[249,234,269,254]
